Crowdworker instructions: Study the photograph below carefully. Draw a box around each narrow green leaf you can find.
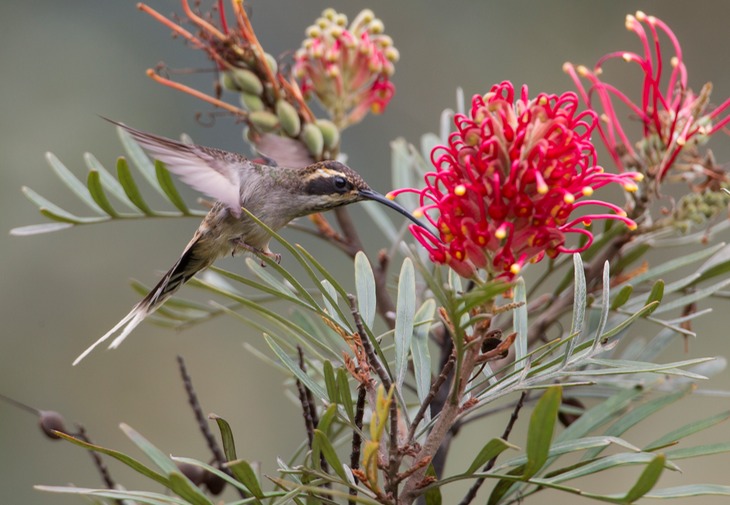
[644,484,730,498]
[52,430,168,487]
[156,160,190,213]
[546,452,669,484]
[313,430,349,483]
[265,335,328,401]
[35,486,187,504]
[45,152,105,213]
[465,438,514,475]
[557,388,642,444]
[210,414,237,461]
[692,243,730,285]
[614,243,651,273]
[336,368,355,421]
[599,301,659,343]
[117,125,167,196]
[354,251,376,329]
[168,472,214,505]
[623,454,665,502]
[323,361,338,405]
[565,254,586,363]
[590,261,611,353]
[361,200,399,242]
[411,299,436,404]
[643,280,664,316]
[611,284,634,310]
[645,410,730,451]
[487,467,524,505]
[524,386,561,479]
[120,423,178,474]
[317,404,338,435]
[513,278,528,371]
[22,186,106,224]
[226,459,265,499]
[9,222,75,235]
[84,152,138,211]
[395,258,416,388]
[87,170,119,217]
[664,442,730,460]
[653,277,730,315]
[117,157,155,215]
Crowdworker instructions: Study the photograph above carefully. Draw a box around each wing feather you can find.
[108,118,248,216]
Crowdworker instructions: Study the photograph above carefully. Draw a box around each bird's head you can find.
[298,160,427,229]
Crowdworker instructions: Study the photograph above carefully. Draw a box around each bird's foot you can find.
[230,238,281,266]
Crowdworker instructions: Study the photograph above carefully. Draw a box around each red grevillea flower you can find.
[293,8,399,128]
[390,82,641,279]
[564,11,730,184]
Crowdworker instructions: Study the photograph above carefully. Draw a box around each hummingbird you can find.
[73,120,425,365]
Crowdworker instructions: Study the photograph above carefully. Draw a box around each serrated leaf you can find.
[226,459,264,500]
[210,414,237,461]
[354,251,376,329]
[117,157,155,215]
[313,429,349,483]
[87,170,120,217]
[156,161,190,213]
[524,387,561,479]
[623,454,665,502]
[465,438,514,475]
[395,258,416,388]
[45,151,105,213]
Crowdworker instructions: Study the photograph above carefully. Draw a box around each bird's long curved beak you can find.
[359,189,429,229]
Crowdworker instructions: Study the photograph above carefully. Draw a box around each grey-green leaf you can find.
[395,258,416,389]
[210,413,237,461]
[354,251,376,329]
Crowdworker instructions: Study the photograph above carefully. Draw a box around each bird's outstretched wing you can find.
[107,118,251,217]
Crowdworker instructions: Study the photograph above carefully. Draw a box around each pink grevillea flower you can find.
[293,8,399,128]
[390,82,641,279]
[564,11,730,184]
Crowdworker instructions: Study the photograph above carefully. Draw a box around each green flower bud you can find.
[315,119,340,150]
[301,123,324,158]
[275,99,301,137]
[240,92,265,112]
[219,71,238,92]
[249,110,280,133]
[230,68,264,96]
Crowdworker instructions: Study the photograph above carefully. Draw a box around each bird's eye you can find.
[334,176,348,192]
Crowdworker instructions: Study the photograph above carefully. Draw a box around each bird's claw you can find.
[231,238,280,267]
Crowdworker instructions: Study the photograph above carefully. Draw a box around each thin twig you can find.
[349,385,367,504]
[457,391,529,505]
[406,352,456,444]
[296,347,329,482]
[348,294,393,390]
[75,426,119,497]
[177,356,227,466]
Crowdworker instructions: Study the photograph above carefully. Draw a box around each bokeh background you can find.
[2,1,729,504]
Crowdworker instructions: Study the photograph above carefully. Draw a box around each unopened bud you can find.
[263,53,278,75]
[230,68,264,96]
[240,92,265,112]
[39,410,67,440]
[177,462,206,486]
[301,123,324,158]
[315,119,340,149]
[275,99,302,137]
[249,110,280,133]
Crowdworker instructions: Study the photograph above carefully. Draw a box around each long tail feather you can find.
[73,233,211,365]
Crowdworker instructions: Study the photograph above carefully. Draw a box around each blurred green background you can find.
[2,1,729,504]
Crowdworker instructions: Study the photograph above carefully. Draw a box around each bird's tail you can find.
[73,233,211,365]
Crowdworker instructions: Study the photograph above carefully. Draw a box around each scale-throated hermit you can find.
[73,121,425,365]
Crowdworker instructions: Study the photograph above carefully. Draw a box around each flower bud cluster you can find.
[293,8,399,128]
